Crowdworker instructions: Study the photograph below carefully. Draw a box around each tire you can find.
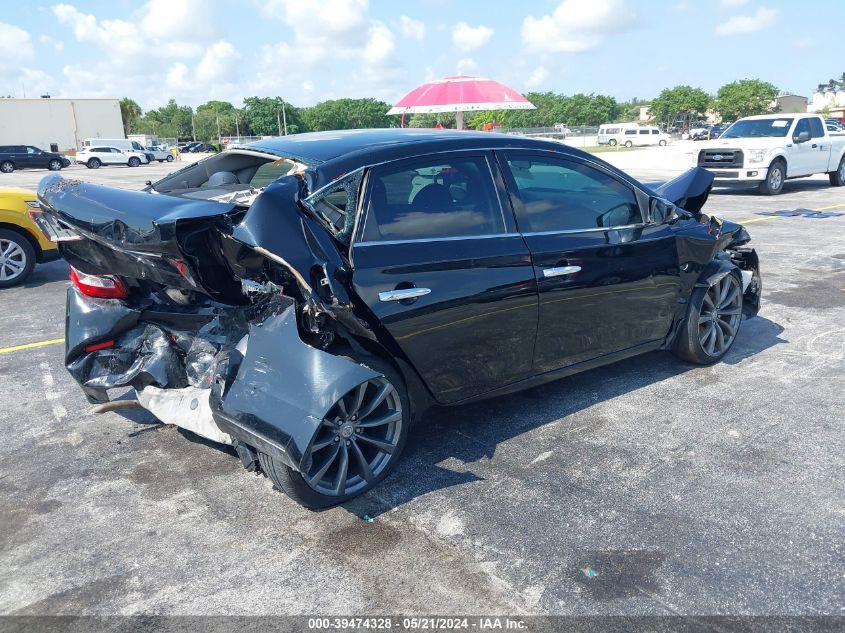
[128,157,141,168]
[758,160,785,195]
[0,229,36,288]
[672,272,743,365]
[624,140,633,148]
[659,139,667,146]
[0,160,14,174]
[87,158,101,169]
[608,139,617,147]
[259,352,410,509]
[166,155,174,162]
[829,156,845,186]
[48,159,63,171]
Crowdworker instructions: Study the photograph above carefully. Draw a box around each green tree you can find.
[407,112,456,128]
[302,98,394,131]
[136,99,194,139]
[647,85,713,128]
[715,79,778,122]
[243,96,305,135]
[119,97,142,135]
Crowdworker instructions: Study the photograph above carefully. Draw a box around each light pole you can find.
[282,101,288,135]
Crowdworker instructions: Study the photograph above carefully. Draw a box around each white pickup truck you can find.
[696,113,845,194]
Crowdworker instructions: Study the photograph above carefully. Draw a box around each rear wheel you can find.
[758,160,785,195]
[673,273,743,365]
[0,229,36,288]
[128,157,141,167]
[259,353,410,509]
[87,158,101,169]
[608,139,617,147]
[48,159,63,171]
[829,156,845,186]
[0,160,14,173]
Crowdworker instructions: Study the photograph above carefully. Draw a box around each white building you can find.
[0,98,125,153]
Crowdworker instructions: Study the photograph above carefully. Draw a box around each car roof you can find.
[245,128,601,189]
[739,113,814,120]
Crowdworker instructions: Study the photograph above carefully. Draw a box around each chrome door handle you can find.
[379,287,431,302]
[542,265,581,278]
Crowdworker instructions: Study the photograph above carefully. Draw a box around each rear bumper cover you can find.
[65,290,378,473]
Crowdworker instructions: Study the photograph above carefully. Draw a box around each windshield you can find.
[721,118,794,138]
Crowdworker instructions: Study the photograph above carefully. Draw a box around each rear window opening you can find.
[150,150,307,205]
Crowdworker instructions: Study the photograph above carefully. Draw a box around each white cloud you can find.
[525,66,548,88]
[456,57,477,73]
[0,22,34,67]
[452,22,493,53]
[522,0,639,54]
[720,0,750,6]
[252,0,405,103]
[716,7,779,36]
[39,34,65,52]
[399,16,426,42]
[196,41,240,83]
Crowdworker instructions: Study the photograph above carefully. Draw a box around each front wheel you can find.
[128,157,141,167]
[659,139,667,146]
[259,353,410,509]
[48,159,63,171]
[759,160,785,195]
[624,140,633,148]
[672,273,743,365]
[166,155,174,162]
[0,229,36,288]
[829,156,845,186]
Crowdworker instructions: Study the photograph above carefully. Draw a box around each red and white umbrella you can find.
[387,75,535,129]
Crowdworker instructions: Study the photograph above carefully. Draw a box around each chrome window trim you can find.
[521,223,646,237]
[355,232,522,247]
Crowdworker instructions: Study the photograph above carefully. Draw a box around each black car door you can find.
[498,151,681,373]
[351,151,539,404]
[25,146,43,168]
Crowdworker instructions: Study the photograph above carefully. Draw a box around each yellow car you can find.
[0,187,60,287]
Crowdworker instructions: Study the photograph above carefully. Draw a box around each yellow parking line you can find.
[813,202,845,211]
[738,216,782,224]
[0,338,64,354]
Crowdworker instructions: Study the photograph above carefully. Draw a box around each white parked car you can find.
[696,113,845,194]
[77,146,149,169]
[147,145,175,162]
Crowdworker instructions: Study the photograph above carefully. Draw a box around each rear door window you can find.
[361,155,505,242]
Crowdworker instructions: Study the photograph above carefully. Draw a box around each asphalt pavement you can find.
[0,149,843,618]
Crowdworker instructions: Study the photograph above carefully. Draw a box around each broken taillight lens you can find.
[69,266,129,299]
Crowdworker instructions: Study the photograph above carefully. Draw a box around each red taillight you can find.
[84,340,115,352]
[69,266,129,299]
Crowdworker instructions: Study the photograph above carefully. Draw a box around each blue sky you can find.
[0,0,839,111]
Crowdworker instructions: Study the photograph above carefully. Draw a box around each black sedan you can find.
[35,130,761,509]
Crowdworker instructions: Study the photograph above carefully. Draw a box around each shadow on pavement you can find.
[345,315,786,517]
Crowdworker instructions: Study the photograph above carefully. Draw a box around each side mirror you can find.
[649,197,678,224]
[793,130,810,143]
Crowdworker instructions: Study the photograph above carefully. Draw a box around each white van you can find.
[598,125,670,147]
[82,138,151,163]
[598,123,637,146]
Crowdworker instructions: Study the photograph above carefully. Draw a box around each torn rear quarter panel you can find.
[210,300,380,471]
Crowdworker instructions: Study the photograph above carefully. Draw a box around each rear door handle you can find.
[379,287,431,302]
[542,265,581,278]
[811,143,818,148]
